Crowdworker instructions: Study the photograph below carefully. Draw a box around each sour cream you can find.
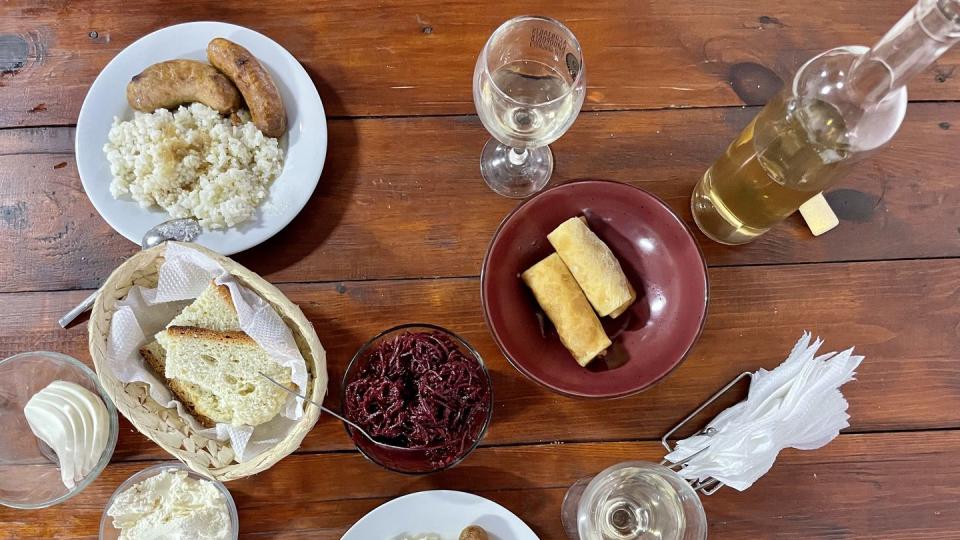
[23,380,110,489]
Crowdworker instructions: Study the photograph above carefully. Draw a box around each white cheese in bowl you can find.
[107,469,231,540]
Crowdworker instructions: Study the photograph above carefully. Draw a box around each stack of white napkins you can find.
[664,332,863,491]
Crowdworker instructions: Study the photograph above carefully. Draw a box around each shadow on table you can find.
[484,367,537,435]
[291,291,363,418]
[236,67,357,277]
[424,465,537,493]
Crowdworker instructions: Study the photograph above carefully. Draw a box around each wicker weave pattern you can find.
[88,242,327,481]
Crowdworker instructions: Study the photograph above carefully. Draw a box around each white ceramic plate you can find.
[342,490,539,540]
[75,21,326,255]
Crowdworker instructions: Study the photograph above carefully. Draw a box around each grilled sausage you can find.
[126,60,242,114]
[459,526,489,540]
[207,38,287,137]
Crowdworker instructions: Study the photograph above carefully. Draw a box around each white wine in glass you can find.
[561,462,707,540]
[473,16,586,198]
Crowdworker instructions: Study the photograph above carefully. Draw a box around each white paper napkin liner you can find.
[105,243,309,462]
[664,332,864,491]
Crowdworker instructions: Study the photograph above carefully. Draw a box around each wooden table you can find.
[2,1,959,538]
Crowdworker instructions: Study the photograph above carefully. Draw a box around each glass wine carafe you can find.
[692,0,960,244]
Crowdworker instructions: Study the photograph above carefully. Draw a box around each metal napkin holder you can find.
[660,371,754,496]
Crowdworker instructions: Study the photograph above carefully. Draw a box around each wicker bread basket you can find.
[88,242,327,481]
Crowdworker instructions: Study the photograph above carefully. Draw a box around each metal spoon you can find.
[58,218,201,328]
[259,372,410,451]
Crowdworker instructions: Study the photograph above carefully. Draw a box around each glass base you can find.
[480,139,553,198]
[690,172,768,245]
[562,476,593,539]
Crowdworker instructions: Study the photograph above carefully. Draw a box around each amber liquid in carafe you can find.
[691,92,853,245]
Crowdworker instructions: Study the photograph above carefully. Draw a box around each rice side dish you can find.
[103,103,283,229]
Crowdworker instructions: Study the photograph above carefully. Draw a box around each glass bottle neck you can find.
[846,0,960,105]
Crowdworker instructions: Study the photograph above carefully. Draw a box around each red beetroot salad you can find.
[344,330,491,468]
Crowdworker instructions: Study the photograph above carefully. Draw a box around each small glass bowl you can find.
[341,323,494,474]
[99,462,239,539]
[0,351,119,509]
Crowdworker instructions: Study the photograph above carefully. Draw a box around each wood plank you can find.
[2,0,960,127]
[1,432,958,539]
[0,127,75,156]
[3,103,960,292]
[1,258,957,461]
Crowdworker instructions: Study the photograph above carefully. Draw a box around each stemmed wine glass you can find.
[473,16,586,198]
[561,462,708,540]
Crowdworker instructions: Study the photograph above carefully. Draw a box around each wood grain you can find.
[2,0,960,127]
[2,2,959,537]
[3,103,960,293]
[2,432,958,539]
[1,258,957,461]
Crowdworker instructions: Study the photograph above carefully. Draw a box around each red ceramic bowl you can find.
[481,180,708,399]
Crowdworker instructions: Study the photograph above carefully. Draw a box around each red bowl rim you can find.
[480,179,710,399]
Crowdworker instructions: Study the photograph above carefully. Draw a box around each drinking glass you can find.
[473,16,586,198]
[561,462,708,540]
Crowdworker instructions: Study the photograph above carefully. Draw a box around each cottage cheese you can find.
[103,103,283,229]
[107,468,231,540]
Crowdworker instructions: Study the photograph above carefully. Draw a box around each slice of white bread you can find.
[140,340,224,428]
[156,326,293,427]
[138,281,242,427]
[168,281,240,331]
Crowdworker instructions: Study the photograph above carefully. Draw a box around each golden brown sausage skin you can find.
[459,526,489,540]
[207,38,287,137]
[126,60,242,114]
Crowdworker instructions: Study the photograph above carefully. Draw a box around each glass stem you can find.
[508,147,529,166]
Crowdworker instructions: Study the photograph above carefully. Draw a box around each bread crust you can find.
[165,325,257,345]
[139,341,218,428]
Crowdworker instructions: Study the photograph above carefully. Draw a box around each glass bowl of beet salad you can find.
[342,323,494,474]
